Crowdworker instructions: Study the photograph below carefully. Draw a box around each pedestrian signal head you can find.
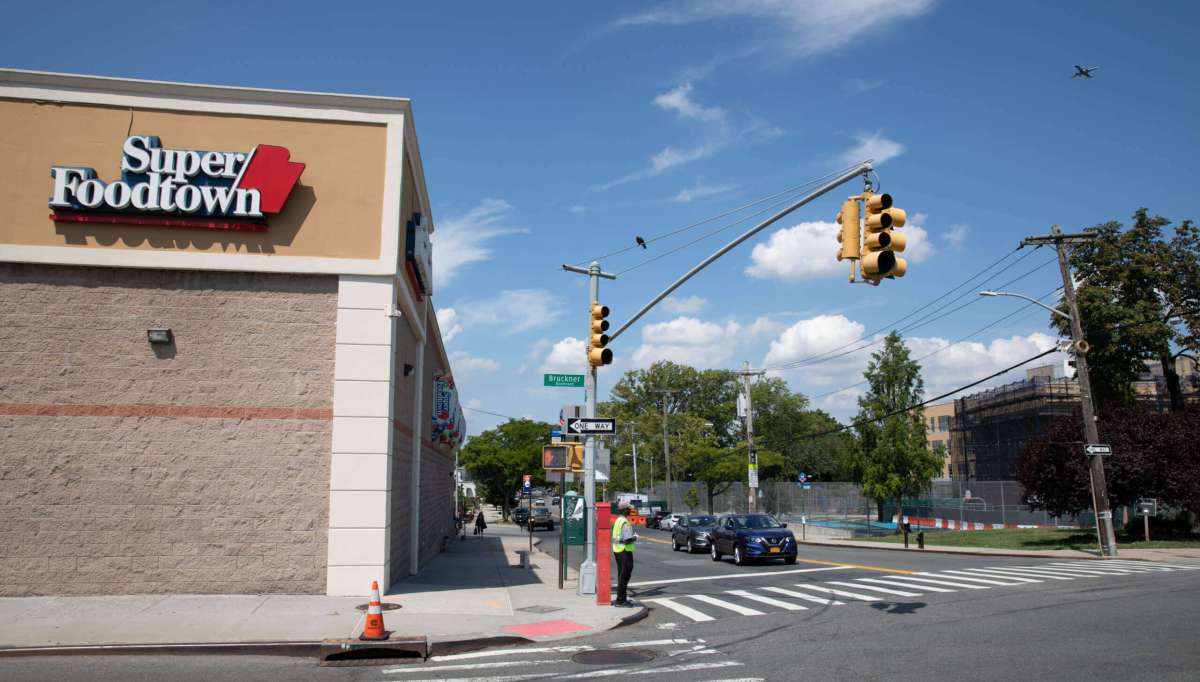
[589,303,612,367]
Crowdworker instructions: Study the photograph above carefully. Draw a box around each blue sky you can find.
[5,1,1199,433]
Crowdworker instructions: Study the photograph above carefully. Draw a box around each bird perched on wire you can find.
[636,236,647,249]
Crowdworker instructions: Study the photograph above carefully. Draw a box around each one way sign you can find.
[1083,443,1112,456]
[564,418,616,435]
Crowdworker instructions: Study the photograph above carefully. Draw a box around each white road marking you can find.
[656,622,679,630]
[643,597,715,622]
[1007,565,1126,577]
[855,577,955,593]
[1103,560,1199,570]
[881,575,990,590]
[556,660,744,678]
[788,584,880,601]
[969,567,1076,581]
[397,675,557,682]
[950,569,1042,583]
[383,658,562,674]
[921,572,1026,586]
[427,645,593,662]
[611,639,693,648]
[696,678,765,682]
[761,586,845,606]
[725,589,809,611]
[688,594,766,616]
[668,645,719,656]
[1044,562,1141,574]
[628,566,846,587]
[826,580,923,597]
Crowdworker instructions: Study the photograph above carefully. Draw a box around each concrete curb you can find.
[0,641,323,658]
[800,539,1104,560]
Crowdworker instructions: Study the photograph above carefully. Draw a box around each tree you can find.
[683,486,700,512]
[853,331,941,531]
[678,443,785,513]
[458,419,553,520]
[1061,209,1200,409]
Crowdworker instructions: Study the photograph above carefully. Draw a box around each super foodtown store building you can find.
[0,69,465,597]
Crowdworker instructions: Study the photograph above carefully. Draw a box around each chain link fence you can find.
[640,479,1093,537]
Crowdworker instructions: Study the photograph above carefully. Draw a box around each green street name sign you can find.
[544,373,585,388]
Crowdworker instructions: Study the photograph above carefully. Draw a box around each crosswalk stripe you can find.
[1045,562,1142,574]
[688,594,766,616]
[790,584,881,601]
[969,567,1075,580]
[882,575,990,590]
[1096,561,1174,570]
[726,589,809,611]
[825,581,924,597]
[1034,565,1140,576]
[556,659,744,678]
[950,569,1042,583]
[644,597,715,622]
[919,571,1026,586]
[761,586,845,606]
[1103,560,1199,570]
[997,565,1118,578]
[855,577,956,593]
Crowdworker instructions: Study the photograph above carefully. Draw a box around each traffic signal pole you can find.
[1021,225,1118,557]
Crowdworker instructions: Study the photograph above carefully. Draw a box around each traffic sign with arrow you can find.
[564,417,616,435]
[1083,444,1112,456]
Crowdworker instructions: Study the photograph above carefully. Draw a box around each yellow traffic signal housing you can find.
[835,199,860,262]
[588,303,612,367]
[861,192,908,280]
[568,443,584,472]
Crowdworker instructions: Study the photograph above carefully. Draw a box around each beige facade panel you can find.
[0,98,385,261]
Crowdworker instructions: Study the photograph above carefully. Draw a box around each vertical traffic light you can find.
[861,192,908,280]
[588,303,612,367]
[835,198,860,264]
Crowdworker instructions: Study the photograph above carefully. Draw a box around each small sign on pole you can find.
[1084,443,1112,456]
[544,373,585,388]
[564,417,616,435]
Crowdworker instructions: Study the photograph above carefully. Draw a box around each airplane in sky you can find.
[1072,65,1099,78]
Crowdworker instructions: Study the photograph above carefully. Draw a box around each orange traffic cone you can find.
[360,580,388,641]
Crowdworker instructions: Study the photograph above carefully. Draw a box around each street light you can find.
[978,290,1070,321]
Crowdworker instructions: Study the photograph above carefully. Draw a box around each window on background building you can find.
[929,417,937,431]
[938,415,951,432]
[929,439,945,451]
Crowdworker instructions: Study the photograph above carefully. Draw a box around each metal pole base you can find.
[577,560,597,595]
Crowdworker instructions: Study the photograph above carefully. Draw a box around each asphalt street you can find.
[7,525,1199,681]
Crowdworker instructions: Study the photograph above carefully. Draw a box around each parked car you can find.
[661,513,685,531]
[512,507,529,525]
[710,513,797,565]
[671,514,719,553]
[528,506,555,531]
[647,510,670,529]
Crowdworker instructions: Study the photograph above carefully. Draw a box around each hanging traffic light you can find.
[835,198,861,264]
[861,192,908,280]
[588,302,612,368]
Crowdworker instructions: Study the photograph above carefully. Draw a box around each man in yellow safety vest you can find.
[612,501,638,606]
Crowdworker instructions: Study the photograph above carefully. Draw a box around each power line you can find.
[571,163,864,266]
[462,406,522,421]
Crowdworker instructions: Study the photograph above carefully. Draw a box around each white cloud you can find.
[631,315,783,369]
[540,337,587,374]
[449,350,501,374]
[672,179,739,203]
[456,289,561,335]
[746,216,932,282]
[431,199,527,289]
[651,144,717,173]
[662,295,708,314]
[845,77,884,95]
[436,307,462,343]
[613,0,934,59]
[945,223,969,249]
[653,82,727,124]
[764,315,867,379]
[840,130,905,166]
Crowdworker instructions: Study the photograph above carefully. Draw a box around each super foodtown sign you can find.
[48,135,305,232]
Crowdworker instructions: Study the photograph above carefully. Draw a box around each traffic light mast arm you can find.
[607,161,873,344]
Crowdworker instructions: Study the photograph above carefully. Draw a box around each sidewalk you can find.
[802,535,1200,561]
[0,523,639,655]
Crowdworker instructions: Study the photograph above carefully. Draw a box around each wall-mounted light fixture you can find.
[147,327,173,345]
[403,363,415,377]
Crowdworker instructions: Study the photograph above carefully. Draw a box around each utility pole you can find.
[1021,225,1118,558]
[655,390,679,513]
[737,362,766,512]
[627,425,640,494]
[560,260,616,595]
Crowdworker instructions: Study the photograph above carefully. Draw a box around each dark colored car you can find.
[671,514,719,553]
[528,506,555,531]
[512,507,529,525]
[710,513,797,565]
[648,510,669,529]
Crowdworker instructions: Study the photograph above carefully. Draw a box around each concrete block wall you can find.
[0,263,337,596]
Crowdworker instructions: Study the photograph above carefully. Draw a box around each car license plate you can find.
[769,547,781,553]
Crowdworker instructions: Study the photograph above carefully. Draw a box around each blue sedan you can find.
[710,513,797,565]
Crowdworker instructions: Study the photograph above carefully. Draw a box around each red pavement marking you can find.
[503,619,591,638]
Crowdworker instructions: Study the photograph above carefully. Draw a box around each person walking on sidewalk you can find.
[612,501,638,606]
[474,509,487,535]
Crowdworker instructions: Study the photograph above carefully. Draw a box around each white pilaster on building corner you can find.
[327,274,398,596]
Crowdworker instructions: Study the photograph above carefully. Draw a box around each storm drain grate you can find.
[571,649,656,665]
[355,602,403,612]
[516,605,564,614]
